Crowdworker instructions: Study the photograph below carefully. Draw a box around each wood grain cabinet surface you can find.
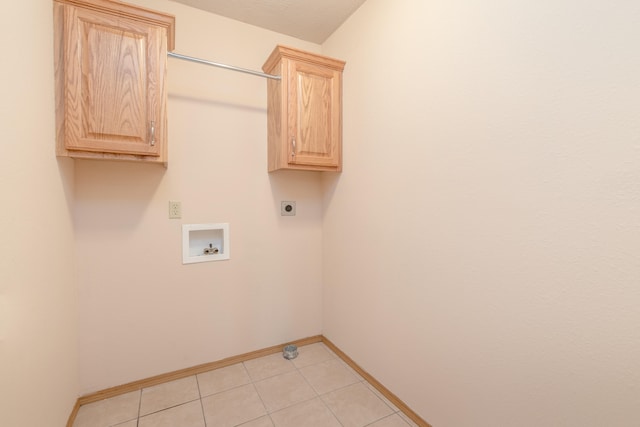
[54,0,175,165]
[263,46,346,172]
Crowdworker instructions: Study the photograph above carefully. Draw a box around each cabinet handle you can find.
[291,137,296,157]
[150,121,156,146]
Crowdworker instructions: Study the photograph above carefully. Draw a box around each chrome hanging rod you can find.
[168,52,281,80]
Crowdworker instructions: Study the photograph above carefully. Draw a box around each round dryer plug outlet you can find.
[281,201,296,216]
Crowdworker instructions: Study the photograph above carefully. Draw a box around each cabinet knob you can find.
[150,121,156,146]
[291,137,296,157]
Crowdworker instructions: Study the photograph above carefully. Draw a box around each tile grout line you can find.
[194,374,208,427]
[312,343,400,426]
[136,396,202,419]
[136,389,142,426]
[88,342,411,427]
[365,382,401,414]
[290,343,346,427]
[314,388,346,427]
[254,368,318,415]
[197,362,270,427]
[243,354,297,383]
[248,381,272,425]
[236,361,273,426]
[252,344,344,424]
[362,412,412,427]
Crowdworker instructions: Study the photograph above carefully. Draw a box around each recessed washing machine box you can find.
[182,223,230,264]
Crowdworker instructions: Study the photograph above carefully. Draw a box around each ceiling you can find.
[170,0,368,43]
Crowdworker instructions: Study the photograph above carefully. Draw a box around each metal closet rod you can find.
[168,52,281,80]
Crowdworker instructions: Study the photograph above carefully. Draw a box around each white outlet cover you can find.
[169,201,181,219]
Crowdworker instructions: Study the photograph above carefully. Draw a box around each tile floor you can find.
[73,342,420,427]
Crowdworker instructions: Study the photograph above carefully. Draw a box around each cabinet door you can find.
[287,60,341,169]
[63,6,165,156]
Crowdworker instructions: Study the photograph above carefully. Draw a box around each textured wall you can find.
[0,0,79,425]
[75,0,324,394]
[322,0,640,425]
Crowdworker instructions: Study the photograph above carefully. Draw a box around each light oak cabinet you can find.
[54,0,175,165]
[263,46,346,172]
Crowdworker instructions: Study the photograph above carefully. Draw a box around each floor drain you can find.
[283,344,298,360]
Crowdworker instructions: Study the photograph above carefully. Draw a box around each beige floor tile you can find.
[291,343,336,368]
[365,382,400,412]
[201,383,266,427]
[73,391,140,427]
[139,376,200,416]
[239,415,275,426]
[197,362,251,397]
[368,413,412,426]
[138,400,205,427]
[243,353,296,381]
[322,382,394,427]
[72,345,425,427]
[299,358,359,394]
[270,398,342,427]
[398,411,421,427]
[339,360,366,381]
[319,343,341,359]
[254,371,317,413]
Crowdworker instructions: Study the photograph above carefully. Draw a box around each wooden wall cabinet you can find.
[54,0,175,165]
[263,46,346,172]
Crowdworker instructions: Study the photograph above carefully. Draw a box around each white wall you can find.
[5,1,637,424]
[74,0,325,394]
[322,0,640,425]
[0,1,79,425]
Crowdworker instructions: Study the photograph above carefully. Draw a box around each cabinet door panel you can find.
[65,7,161,156]
[84,22,146,141]
[288,61,341,168]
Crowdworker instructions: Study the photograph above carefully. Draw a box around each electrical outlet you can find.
[281,201,296,216]
[169,201,181,219]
